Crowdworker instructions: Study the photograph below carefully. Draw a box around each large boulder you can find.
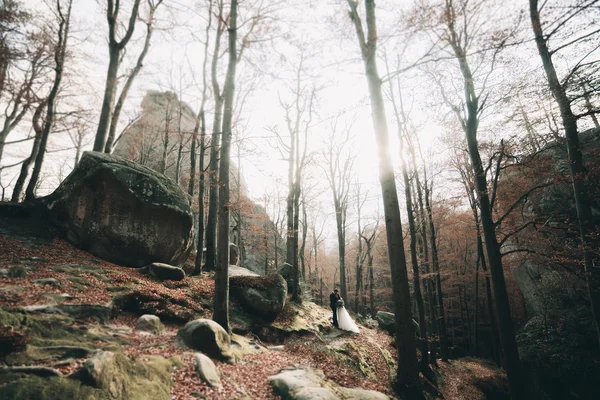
[141,262,186,281]
[177,319,231,359]
[43,151,194,267]
[230,274,287,321]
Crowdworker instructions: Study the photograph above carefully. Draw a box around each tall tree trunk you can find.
[424,177,449,361]
[191,0,212,275]
[25,0,72,200]
[401,158,429,370]
[530,0,600,347]
[204,10,225,271]
[445,8,524,396]
[334,203,347,301]
[213,0,237,331]
[346,1,421,396]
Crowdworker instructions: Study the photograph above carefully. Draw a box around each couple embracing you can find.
[330,288,360,333]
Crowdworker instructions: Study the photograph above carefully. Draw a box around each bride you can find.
[336,295,360,333]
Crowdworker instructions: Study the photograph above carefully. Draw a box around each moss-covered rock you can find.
[0,373,102,400]
[134,315,164,334]
[21,304,111,324]
[42,151,194,268]
[230,274,287,321]
[69,351,172,400]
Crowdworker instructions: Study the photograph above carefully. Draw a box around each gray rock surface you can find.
[21,303,111,323]
[142,262,186,281]
[375,311,395,336]
[230,274,287,321]
[177,319,231,359]
[135,314,165,334]
[278,262,301,293]
[43,151,194,268]
[268,367,391,400]
[194,353,222,387]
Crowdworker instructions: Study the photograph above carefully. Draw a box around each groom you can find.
[330,288,339,328]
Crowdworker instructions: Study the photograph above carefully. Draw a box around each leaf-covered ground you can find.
[0,230,508,399]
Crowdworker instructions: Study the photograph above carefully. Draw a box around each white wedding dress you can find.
[337,303,360,333]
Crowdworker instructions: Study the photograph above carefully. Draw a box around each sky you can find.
[6,0,591,239]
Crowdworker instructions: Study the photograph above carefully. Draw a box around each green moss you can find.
[8,266,28,278]
[73,352,172,400]
[0,373,103,400]
[68,276,92,286]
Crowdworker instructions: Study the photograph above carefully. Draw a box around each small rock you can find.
[194,353,222,387]
[142,262,186,281]
[34,278,61,286]
[268,367,392,400]
[0,269,9,277]
[135,314,165,334]
[178,319,231,359]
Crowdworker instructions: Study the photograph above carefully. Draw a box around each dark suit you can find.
[330,291,339,327]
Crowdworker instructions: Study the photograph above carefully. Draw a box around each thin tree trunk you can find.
[424,178,449,361]
[25,0,72,200]
[12,100,46,202]
[401,145,429,371]
[203,2,225,272]
[530,0,600,347]
[213,0,237,332]
[191,0,211,274]
[445,6,524,395]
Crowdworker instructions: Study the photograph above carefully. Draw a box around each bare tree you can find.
[104,0,164,153]
[322,117,353,304]
[0,31,50,164]
[192,0,214,276]
[529,0,600,347]
[92,0,142,151]
[25,0,73,200]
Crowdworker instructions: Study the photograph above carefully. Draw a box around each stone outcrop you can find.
[43,151,194,268]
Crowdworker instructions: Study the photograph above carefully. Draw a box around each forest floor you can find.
[0,210,509,399]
